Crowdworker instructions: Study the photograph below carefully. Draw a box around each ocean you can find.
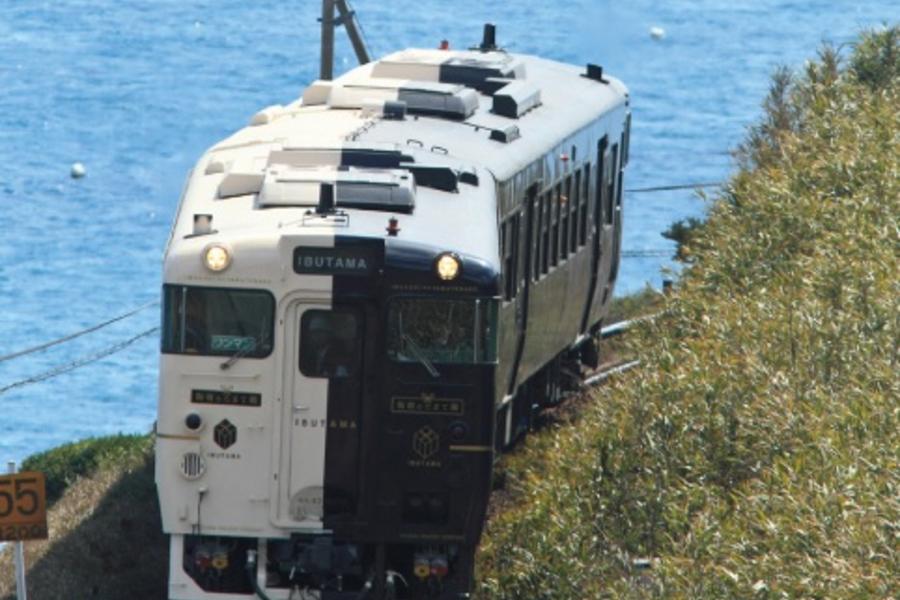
[1,0,896,462]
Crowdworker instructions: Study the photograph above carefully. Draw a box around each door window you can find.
[299,309,361,379]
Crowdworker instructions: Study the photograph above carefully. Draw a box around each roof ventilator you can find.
[458,168,479,186]
[371,45,526,94]
[361,99,407,120]
[330,82,478,120]
[383,100,407,120]
[492,81,541,118]
[397,85,478,120]
[257,167,416,214]
[269,148,415,170]
[490,125,521,144]
[400,164,459,192]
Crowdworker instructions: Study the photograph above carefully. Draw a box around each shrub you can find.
[20,434,152,504]
[478,26,899,599]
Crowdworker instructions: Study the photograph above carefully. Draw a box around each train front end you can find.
[156,187,500,599]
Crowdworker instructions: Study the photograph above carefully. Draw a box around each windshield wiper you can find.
[401,333,440,378]
[220,332,268,370]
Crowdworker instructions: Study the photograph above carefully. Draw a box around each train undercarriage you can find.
[174,533,476,599]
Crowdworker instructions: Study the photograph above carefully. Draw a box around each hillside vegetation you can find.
[0,435,165,600]
[1,27,896,600]
[477,27,899,599]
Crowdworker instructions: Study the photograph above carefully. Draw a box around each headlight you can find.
[435,253,461,281]
[203,244,231,272]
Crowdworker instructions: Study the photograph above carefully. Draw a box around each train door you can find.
[506,182,537,396]
[276,301,366,529]
[608,131,626,287]
[580,136,610,333]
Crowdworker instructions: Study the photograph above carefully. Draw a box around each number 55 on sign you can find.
[0,472,48,541]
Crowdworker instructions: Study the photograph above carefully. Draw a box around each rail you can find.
[581,312,660,386]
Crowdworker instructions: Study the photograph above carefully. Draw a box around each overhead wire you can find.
[0,327,160,396]
[622,249,672,258]
[343,0,373,58]
[0,180,713,394]
[0,300,158,364]
[625,182,722,193]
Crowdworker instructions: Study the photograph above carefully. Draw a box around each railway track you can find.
[511,314,653,438]
[580,314,654,387]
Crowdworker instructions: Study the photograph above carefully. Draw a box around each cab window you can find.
[299,309,361,379]
[387,298,498,364]
[161,285,274,357]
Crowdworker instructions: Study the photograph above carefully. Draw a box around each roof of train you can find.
[167,48,628,267]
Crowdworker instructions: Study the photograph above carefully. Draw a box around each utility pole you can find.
[320,0,371,80]
[320,0,336,80]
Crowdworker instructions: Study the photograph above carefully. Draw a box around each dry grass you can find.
[0,443,165,600]
[3,27,897,600]
[477,26,899,599]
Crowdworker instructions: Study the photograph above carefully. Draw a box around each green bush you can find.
[661,217,705,262]
[851,25,899,89]
[478,26,899,599]
[20,434,152,504]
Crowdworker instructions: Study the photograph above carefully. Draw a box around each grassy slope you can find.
[0,436,167,600]
[2,28,896,600]
[0,288,659,600]
[477,27,899,599]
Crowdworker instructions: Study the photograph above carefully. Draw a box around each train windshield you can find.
[161,285,275,357]
[387,297,498,365]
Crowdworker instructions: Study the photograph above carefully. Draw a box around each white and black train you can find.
[156,25,630,600]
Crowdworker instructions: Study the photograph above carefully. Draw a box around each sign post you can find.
[2,461,49,600]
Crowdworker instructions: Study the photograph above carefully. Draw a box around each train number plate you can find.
[391,396,464,416]
[192,389,262,407]
[0,472,49,541]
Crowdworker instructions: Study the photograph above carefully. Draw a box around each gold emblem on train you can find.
[412,426,440,461]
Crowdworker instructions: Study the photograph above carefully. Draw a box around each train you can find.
[155,24,629,600]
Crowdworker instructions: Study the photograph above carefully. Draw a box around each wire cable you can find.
[0,300,157,364]
[344,0,373,58]
[622,249,672,258]
[0,327,159,396]
[625,182,722,193]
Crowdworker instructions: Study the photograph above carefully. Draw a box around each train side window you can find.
[560,177,570,260]
[571,170,581,253]
[532,194,542,281]
[622,113,631,167]
[550,183,560,267]
[605,144,618,226]
[619,130,627,212]
[502,215,519,301]
[579,163,590,245]
[541,191,551,275]
[500,219,508,297]
[299,309,361,379]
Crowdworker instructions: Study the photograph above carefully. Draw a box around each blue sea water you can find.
[0,1,896,463]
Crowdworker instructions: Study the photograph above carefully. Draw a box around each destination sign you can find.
[391,396,464,416]
[192,389,262,407]
[0,472,49,541]
[293,246,378,277]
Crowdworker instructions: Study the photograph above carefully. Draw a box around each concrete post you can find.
[7,461,27,600]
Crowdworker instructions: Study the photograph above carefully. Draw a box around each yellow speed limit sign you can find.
[0,472,48,541]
